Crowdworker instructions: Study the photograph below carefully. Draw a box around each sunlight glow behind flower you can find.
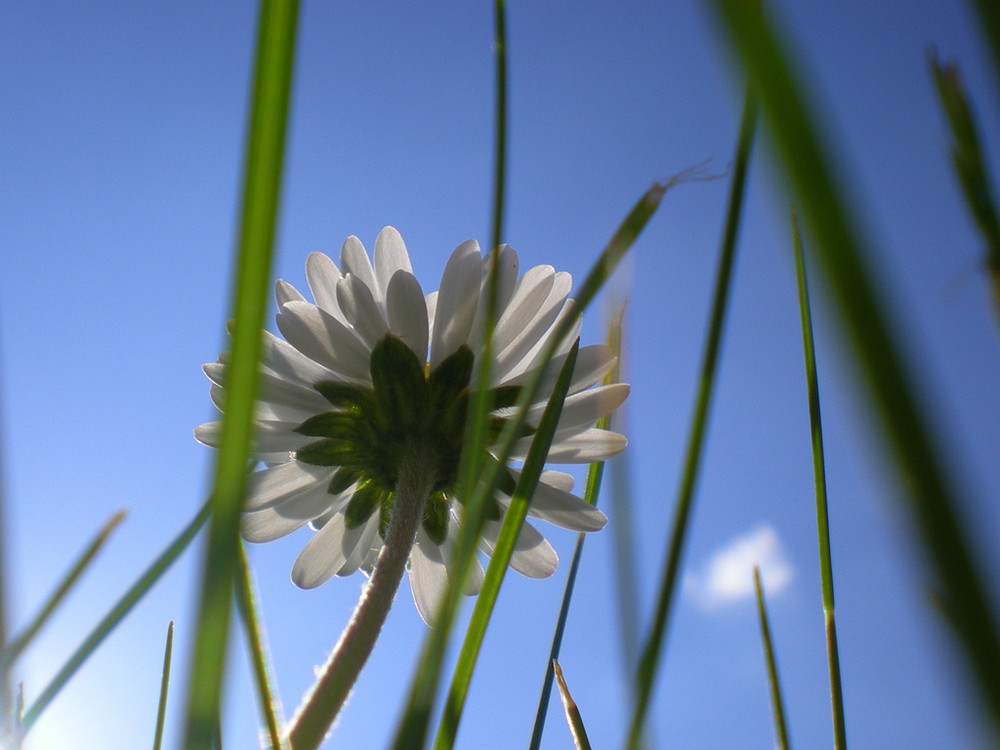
[196,227,628,623]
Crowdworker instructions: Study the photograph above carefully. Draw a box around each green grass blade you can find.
[754,568,791,750]
[234,542,287,750]
[928,52,1000,322]
[152,621,174,750]
[791,210,847,749]
[21,499,211,732]
[1,510,127,671]
[489,0,507,257]
[552,660,592,750]
[389,180,677,750]
[625,91,756,750]
[968,0,1000,84]
[711,0,1000,734]
[180,1,300,747]
[433,341,580,750]
[527,310,623,750]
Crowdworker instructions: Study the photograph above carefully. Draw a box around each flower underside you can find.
[294,334,531,544]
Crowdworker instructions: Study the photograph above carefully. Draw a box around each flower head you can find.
[196,227,628,623]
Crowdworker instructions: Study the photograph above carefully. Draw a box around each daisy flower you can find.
[195,226,628,624]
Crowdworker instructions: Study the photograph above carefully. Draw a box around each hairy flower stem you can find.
[286,444,437,750]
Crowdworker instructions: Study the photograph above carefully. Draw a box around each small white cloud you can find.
[685,525,794,610]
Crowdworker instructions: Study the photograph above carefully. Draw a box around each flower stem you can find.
[286,444,436,750]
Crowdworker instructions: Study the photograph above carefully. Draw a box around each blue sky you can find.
[3,1,1000,748]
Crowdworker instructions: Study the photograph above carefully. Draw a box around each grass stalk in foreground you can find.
[791,210,847,749]
[625,91,756,749]
[20,498,211,733]
[552,660,592,750]
[234,543,287,750]
[152,622,174,750]
[754,568,791,750]
[1,510,126,671]
[433,341,580,750]
[526,310,623,750]
[712,0,1000,735]
[180,0,299,746]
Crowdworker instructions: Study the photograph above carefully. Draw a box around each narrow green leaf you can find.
[754,568,791,750]
[711,0,1000,734]
[527,309,623,750]
[1,510,126,670]
[967,0,1000,84]
[152,622,174,750]
[21,499,210,732]
[234,543,288,750]
[434,341,579,750]
[791,210,847,749]
[552,660,592,750]
[626,90,757,749]
[181,1,300,747]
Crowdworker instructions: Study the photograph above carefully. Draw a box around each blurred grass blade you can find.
[527,310,623,750]
[552,660,592,750]
[625,91,756,749]
[1,510,126,670]
[20,498,210,732]
[792,210,847,749]
[234,542,288,750]
[929,52,1000,321]
[711,0,1000,734]
[754,568,791,750]
[390,179,682,750]
[181,1,299,747]
[152,622,174,750]
[433,341,580,750]
[968,0,1000,83]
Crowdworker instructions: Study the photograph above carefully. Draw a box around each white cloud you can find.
[684,525,794,610]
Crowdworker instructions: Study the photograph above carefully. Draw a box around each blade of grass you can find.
[526,309,623,750]
[625,91,756,749]
[928,52,1000,322]
[711,0,1000,734]
[433,341,580,750]
[234,542,287,750]
[21,498,210,732]
[1,510,127,671]
[967,0,1000,84]
[552,660,592,750]
[181,1,300,747]
[152,622,174,750]
[389,178,684,750]
[754,568,791,750]
[791,209,847,749]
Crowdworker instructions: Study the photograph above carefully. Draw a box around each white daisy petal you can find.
[386,270,429,360]
[430,240,482,369]
[337,274,389,349]
[373,226,412,303]
[468,244,520,350]
[338,513,381,576]
[305,252,344,318]
[276,301,371,382]
[492,265,555,354]
[261,330,344,387]
[241,508,308,543]
[500,344,615,394]
[340,235,378,297]
[503,472,607,531]
[243,461,334,512]
[522,383,630,433]
[193,420,311,455]
[275,279,306,306]
[539,469,575,492]
[291,513,354,589]
[408,528,450,625]
[511,427,627,463]
[481,520,558,578]
[425,291,438,335]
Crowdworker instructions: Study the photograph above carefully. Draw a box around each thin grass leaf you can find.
[552,660,592,750]
[527,309,624,750]
[390,179,680,750]
[20,499,211,732]
[711,0,1000,735]
[1,510,127,671]
[152,621,174,750]
[625,91,757,749]
[968,0,1000,84]
[433,341,580,750]
[754,568,791,750]
[234,542,287,750]
[929,52,1000,322]
[181,1,300,747]
[791,210,847,749]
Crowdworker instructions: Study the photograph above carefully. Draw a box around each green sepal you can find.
[296,439,353,467]
[328,466,362,495]
[422,492,450,545]
[428,345,474,415]
[491,385,521,410]
[294,411,363,439]
[314,380,373,412]
[345,481,383,529]
[370,335,428,433]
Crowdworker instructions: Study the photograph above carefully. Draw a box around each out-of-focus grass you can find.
[152,622,173,750]
[754,568,791,750]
